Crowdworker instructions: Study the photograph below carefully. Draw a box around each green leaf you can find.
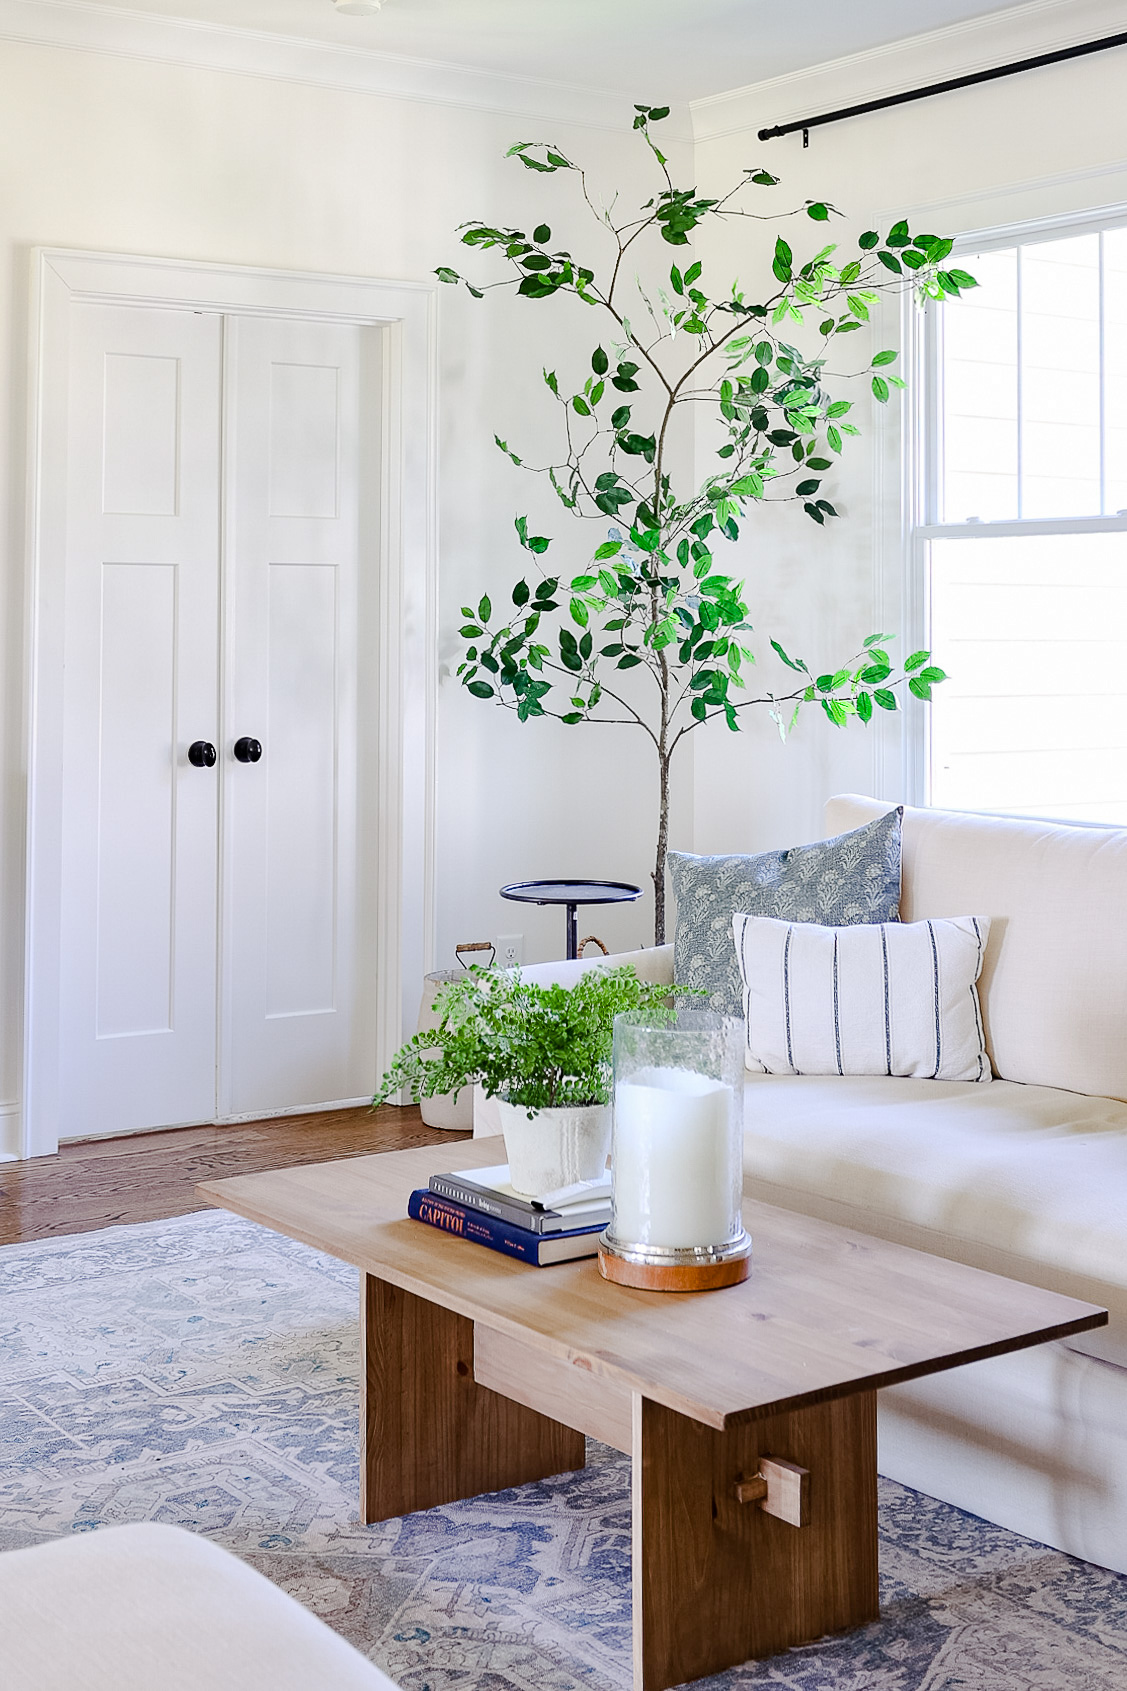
[878,250,903,275]
[730,473,764,498]
[594,540,622,560]
[919,666,948,683]
[770,638,806,673]
[860,664,891,684]
[904,650,929,671]
[477,594,492,622]
[569,597,589,627]
[872,349,898,366]
[796,478,820,496]
[617,654,643,669]
[572,395,591,417]
[886,219,911,248]
[871,376,890,402]
[874,689,899,711]
[750,169,779,186]
[846,293,870,322]
[858,230,880,250]
[611,405,631,430]
[533,223,551,243]
[466,680,494,699]
[806,201,830,221]
[948,268,978,289]
[827,424,842,452]
[857,690,873,723]
[592,346,609,376]
[773,237,793,282]
[511,581,530,607]
[435,266,461,285]
[570,575,597,590]
[908,676,934,700]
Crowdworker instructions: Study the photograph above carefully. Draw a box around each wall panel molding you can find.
[0,0,684,132]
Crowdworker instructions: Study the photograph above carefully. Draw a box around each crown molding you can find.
[0,0,694,136]
[691,0,1127,144]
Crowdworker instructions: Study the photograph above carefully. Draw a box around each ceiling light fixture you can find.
[333,0,382,14]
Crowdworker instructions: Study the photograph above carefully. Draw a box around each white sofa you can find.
[1,1523,399,1691]
[477,795,1127,1574]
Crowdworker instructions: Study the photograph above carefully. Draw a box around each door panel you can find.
[265,561,338,1018]
[59,304,222,1136]
[95,561,177,1038]
[221,315,376,1116]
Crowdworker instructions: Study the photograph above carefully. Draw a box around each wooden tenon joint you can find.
[733,1456,809,1527]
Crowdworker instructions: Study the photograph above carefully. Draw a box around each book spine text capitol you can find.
[407,1190,600,1264]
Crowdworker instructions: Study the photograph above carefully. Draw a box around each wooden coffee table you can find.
[199,1137,1106,1691]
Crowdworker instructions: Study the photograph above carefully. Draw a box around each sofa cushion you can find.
[742,1070,1127,1367]
[735,913,991,1082]
[825,794,1127,1103]
[668,807,903,1019]
[0,1522,398,1691]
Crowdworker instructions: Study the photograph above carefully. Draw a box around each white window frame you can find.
[898,201,1127,822]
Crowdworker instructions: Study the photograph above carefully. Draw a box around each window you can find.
[921,216,1127,824]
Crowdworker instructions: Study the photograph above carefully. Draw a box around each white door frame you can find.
[23,248,438,1159]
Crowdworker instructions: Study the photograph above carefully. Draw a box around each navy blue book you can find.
[407,1189,603,1265]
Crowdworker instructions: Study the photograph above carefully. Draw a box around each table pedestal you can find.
[358,1273,879,1690]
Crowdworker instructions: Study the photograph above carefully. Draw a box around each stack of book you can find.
[407,1164,612,1265]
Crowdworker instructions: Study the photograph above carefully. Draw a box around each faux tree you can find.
[439,106,975,943]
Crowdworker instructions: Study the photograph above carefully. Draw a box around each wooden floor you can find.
[0,1105,468,1246]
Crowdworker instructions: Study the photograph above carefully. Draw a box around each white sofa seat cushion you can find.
[0,1522,398,1691]
[743,1071,1127,1367]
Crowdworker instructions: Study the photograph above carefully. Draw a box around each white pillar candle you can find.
[612,1065,737,1248]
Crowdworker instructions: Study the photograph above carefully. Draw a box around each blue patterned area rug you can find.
[2,1210,1126,1689]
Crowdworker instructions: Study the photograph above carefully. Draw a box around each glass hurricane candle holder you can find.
[599,1009,750,1292]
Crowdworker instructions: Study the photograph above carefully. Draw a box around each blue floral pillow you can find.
[668,808,903,1018]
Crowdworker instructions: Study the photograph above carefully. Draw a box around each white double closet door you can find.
[58,302,377,1138]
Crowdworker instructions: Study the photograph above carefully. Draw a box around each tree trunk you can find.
[652,747,670,945]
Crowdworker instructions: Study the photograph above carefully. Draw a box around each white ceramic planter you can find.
[497,1098,612,1198]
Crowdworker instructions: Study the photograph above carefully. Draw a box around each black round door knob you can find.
[188,741,217,768]
[234,737,263,764]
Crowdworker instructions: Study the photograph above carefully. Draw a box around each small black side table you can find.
[499,879,643,961]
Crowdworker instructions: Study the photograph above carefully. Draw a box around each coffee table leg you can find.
[631,1390,878,1691]
[359,1273,586,1523]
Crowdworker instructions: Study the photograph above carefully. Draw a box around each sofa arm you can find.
[472,944,675,1136]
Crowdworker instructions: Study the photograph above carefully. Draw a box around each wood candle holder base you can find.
[598,1244,750,1293]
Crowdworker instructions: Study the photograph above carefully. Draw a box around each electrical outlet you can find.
[497,933,524,970]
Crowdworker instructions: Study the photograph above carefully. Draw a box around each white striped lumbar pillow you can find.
[733,913,992,1082]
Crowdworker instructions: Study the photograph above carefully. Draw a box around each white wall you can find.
[0,32,693,1146]
[688,0,1127,858]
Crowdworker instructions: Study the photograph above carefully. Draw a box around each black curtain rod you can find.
[758,29,1127,145]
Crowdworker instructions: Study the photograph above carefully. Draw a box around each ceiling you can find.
[75,0,1033,102]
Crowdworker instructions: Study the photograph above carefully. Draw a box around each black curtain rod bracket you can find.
[758,29,1127,143]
